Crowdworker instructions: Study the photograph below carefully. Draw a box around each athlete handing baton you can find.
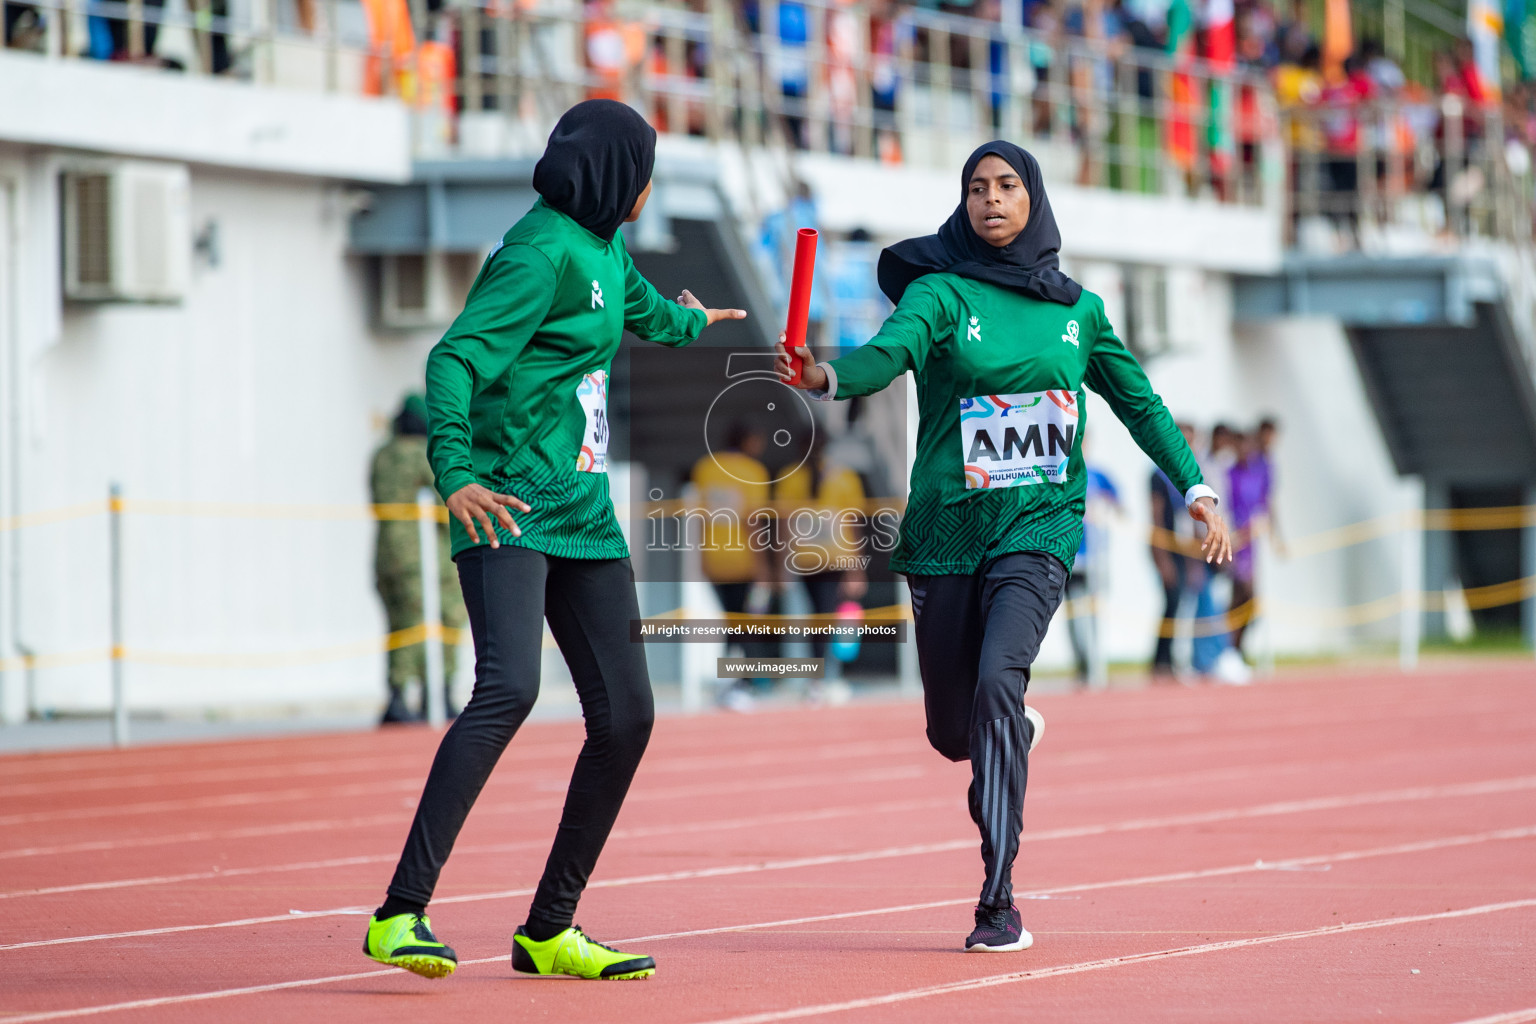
[777,141,1229,953]
[364,100,744,982]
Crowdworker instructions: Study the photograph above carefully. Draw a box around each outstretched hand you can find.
[1189,497,1233,565]
[774,332,827,390]
[446,483,530,548]
[677,289,747,327]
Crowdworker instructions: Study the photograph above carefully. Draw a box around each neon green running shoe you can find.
[512,925,655,980]
[363,912,457,978]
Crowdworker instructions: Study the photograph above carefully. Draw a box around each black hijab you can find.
[876,141,1081,307]
[532,100,657,243]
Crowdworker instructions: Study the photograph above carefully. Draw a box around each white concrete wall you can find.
[0,50,410,183]
[3,148,444,716]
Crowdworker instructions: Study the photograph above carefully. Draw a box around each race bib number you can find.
[960,390,1078,489]
[576,370,609,473]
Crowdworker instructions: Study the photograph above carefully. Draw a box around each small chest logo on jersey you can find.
[1062,320,1080,347]
[959,390,1078,489]
[591,280,604,309]
[967,316,981,343]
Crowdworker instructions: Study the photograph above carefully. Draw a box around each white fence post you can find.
[1255,529,1276,678]
[1399,480,1424,672]
[110,482,127,747]
[418,487,446,727]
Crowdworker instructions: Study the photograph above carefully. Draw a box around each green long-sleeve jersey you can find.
[822,273,1203,575]
[426,199,707,559]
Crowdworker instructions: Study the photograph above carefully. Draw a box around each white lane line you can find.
[2,806,1530,962]
[0,797,957,900]
[6,828,1533,1024]
[8,687,1527,816]
[0,738,928,801]
[0,779,424,828]
[0,760,925,829]
[8,768,1534,904]
[0,766,912,861]
[4,723,1523,862]
[615,824,1536,944]
[0,764,926,861]
[1450,1010,1536,1024]
[689,898,1536,1024]
[0,839,973,952]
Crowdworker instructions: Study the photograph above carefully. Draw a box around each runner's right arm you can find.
[777,278,947,398]
[425,244,552,543]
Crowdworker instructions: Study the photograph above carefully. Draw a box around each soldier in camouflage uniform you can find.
[372,394,468,724]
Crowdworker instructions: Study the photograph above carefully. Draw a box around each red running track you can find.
[2,663,1535,1023]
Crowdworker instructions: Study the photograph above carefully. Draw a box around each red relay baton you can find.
[783,228,819,385]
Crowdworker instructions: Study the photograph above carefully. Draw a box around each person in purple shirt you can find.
[1226,429,1271,654]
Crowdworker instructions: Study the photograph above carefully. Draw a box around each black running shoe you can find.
[965,904,1033,952]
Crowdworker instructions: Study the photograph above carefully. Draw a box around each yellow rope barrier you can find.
[2,498,1534,674]
[0,500,111,533]
[0,626,470,674]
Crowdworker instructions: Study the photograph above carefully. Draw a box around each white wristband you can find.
[806,361,838,402]
[1184,484,1219,510]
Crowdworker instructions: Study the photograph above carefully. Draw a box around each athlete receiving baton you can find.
[363,100,744,981]
[777,141,1230,952]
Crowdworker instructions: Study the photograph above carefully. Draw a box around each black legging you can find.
[385,546,654,934]
[906,551,1067,910]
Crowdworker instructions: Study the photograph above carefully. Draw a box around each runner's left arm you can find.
[619,244,709,347]
[1081,297,1204,496]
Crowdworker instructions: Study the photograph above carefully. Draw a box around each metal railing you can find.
[1286,99,1534,250]
[5,0,1279,205]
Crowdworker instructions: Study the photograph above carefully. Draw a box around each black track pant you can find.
[386,546,654,933]
[907,552,1067,910]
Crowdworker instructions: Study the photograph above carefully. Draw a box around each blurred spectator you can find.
[1067,461,1120,686]
[1149,425,1199,680]
[827,0,860,153]
[1440,41,1492,106]
[1360,36,1405,97]
[362,0,417,96]
[371,395,466,725]
[1236,0,1277,69]
[869,0,904,161]
[691,422,776,710]
[774,431,868,696]
[88,0,169,64]
[1110,0,1163,193]
[4,2,44,51]
[1192,422,1250,683]
[585,0,647,102]
[759,179,827,339]
[1272,0,1313,63]
[1225,430,1267,653]
[776,0,813,147]
[827,227,885,355]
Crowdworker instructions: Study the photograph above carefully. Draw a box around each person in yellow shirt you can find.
[774,434,869,676]
[691,423,775,707]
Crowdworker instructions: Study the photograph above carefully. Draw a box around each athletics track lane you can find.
[2,662,1532,1022]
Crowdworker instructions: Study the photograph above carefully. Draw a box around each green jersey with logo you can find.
[426,199,707,559]
[823,273,1202,575]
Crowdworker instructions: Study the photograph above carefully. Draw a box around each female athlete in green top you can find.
[779,140,1231,952]
[364,100,745,982]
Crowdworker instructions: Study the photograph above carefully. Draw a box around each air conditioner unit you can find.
[379,251,480,329]
[63,162,191,303]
